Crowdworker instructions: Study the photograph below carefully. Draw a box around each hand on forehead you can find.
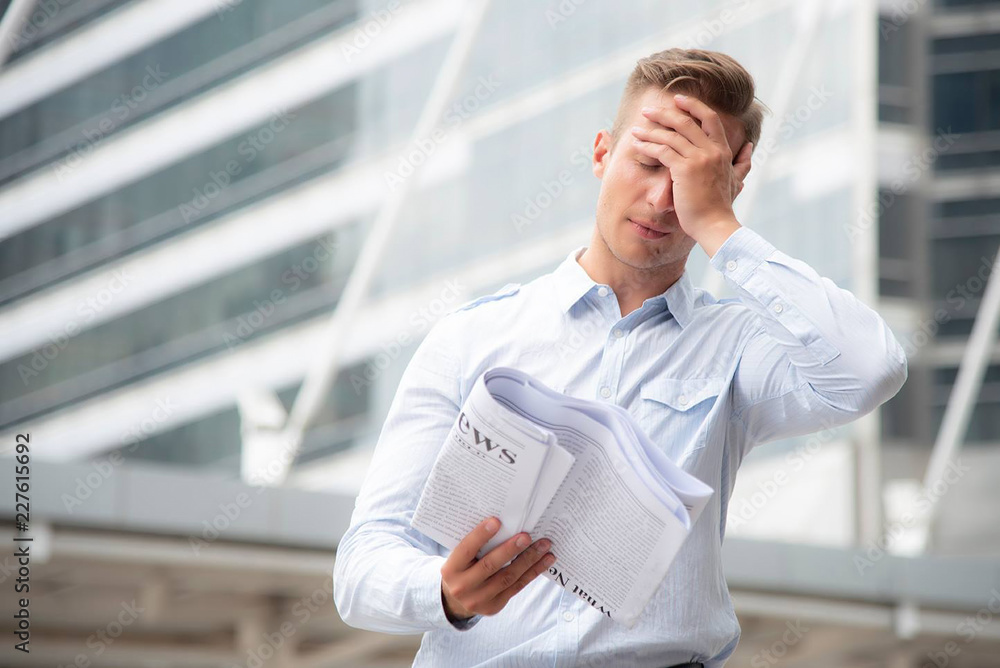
[632,87,746,157]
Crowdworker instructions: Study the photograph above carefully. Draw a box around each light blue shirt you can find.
[334,226,908,667]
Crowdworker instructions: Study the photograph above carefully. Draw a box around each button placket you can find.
[594,289,634,406]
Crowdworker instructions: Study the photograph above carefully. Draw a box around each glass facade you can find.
[0,84,358,299]
[0,0,356,168]
[877,1,1000,448]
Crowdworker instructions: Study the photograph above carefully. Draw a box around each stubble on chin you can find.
[604,228,688,272]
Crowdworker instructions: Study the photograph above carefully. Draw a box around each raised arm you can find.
[709,226,908,449]
[633,93,907,451]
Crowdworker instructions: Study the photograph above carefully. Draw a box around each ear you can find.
[732,140,753,184]
[592,130,612,179]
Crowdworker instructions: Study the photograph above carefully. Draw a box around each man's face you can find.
[591,86,747,271]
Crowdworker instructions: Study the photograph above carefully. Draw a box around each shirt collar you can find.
[551,246,696,328]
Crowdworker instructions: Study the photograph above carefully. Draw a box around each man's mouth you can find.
[628,218,669,240]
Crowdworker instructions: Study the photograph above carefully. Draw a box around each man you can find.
[334,48,908,667]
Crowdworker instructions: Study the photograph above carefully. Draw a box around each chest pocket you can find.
[637,376,726,460]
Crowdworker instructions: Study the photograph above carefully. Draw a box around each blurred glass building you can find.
[0,0,998,666]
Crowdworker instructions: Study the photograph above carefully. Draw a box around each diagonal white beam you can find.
[0,0,224,118]
[276,0,493,482]
[915,252,1000,552]
[0,0,37,69]
[0,0,462,242]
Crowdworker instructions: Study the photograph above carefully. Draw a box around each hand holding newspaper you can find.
[411,367,713,627]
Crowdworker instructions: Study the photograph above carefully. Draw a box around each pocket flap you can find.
[640,376,725,411]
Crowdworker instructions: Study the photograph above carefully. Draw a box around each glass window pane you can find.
[0,84,358,297]
[934,71,979,133]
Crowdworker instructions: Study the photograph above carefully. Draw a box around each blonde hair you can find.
[610,48,768,151]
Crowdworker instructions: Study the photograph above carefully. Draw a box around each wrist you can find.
[441,584,473,623]
[690,215,740,259]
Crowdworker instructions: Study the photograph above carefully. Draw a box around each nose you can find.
[647,172,674,214]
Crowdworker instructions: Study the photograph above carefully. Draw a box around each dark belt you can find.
[666,663,704,668]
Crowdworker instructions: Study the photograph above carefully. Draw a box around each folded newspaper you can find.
[411,366,714,627]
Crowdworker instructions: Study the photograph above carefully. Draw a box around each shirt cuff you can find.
[413,557,483,631]
[709,226,778,286]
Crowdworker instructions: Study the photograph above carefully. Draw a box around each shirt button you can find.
[597,286,609,297]
[613,328,624,338]
[726,260,738,272]
[563,611,575,622]
[600,387,612,399]
[773,303,783,313]
[678,394,688,406]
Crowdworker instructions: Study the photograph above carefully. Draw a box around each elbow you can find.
[860,321,909,410]
[890,349,908,396]
[333,538,363,629]
[828,342,908,419]
[864,345,908,414]
[881,333,909,400]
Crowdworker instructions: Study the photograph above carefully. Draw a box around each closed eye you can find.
[636,160,660,170]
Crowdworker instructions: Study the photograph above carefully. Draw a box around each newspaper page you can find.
[412,367,713,627]
[411,375,574,556]
[480,368,713,627]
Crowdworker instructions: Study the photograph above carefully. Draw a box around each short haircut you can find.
[610,48,768,151]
